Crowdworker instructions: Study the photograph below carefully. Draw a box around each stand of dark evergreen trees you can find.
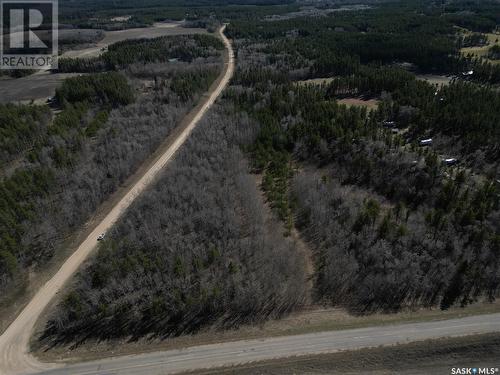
[57,34,224,73]
[225,0,500,312]
[0,35,223,310]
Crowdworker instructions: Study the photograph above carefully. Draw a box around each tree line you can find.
[224,0,500,312]
[0,36,223,310]
[42,104,307,344]
[34,0,500,345]
[0,104,51,165]
[227,0,500,84]
[58,34,224,73]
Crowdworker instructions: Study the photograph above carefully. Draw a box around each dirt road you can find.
[0,25,234,375]
[35,313,500,375]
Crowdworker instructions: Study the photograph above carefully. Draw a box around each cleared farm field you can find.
[0,23,208,103]
[62,23,206,59]
[0,72,80,104]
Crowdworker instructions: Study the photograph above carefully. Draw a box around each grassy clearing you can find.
[295,77,335,86]
[416,74,452,87]
[460,32,500,63]
[338,97,379,110]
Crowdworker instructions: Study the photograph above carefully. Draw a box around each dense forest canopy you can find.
[0,0,499,348]
[0,105,51,166]
[222,0,500,313]
[58,34,224,73]
[39,0,500,346]
[42,105,307,344]
[0,34,223,312]
[58,0,299,27]
[228,0,500,81]
[226,76,500,311]
[56,72,135,107]
[59,0,295,11]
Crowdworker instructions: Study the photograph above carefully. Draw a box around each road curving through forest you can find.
[0,25,234,375]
